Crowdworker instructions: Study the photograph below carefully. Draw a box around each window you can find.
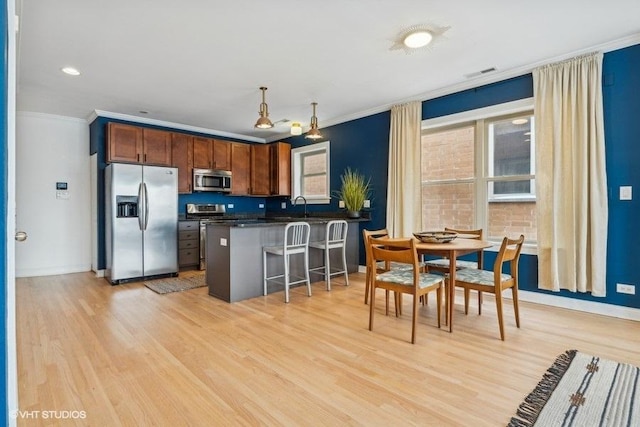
[487,114,535,202]
[421,100,537,248]
[291,141,331,204]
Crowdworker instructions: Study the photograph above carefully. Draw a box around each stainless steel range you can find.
[185,203,227,270]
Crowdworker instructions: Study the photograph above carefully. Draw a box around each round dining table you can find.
[382,237,493,332]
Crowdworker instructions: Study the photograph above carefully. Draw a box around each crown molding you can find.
[88,110,267,144]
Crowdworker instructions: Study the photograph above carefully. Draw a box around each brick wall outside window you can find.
[421,127,537,242]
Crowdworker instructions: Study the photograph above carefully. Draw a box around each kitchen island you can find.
[206,218,364,302]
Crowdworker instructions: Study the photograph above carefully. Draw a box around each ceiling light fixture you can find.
[305,102,323,140]
[254,86,273,129]
[290,122,302,136]
[61,66,80,76]
[512,118,529,125]
[390,24,450,54]
[403,30,433,49]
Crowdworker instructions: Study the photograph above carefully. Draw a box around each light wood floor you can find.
[16,271,640,426]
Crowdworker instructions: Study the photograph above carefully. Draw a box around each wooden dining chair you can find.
[424,228,484,313]
[453,235,524,340]
[368,237,443,344]
[362,228,400,315]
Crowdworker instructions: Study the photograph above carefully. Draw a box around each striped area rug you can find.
[509,350,640,426]
[144,274,206,294]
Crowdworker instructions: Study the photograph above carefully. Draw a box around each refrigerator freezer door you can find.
[106,163,144,281]
[142,166,178,276]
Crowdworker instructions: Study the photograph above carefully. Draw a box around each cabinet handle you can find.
[137,154,140,162]
[144,154,147,162]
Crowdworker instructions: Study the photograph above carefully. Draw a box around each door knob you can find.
[15,231,27,242]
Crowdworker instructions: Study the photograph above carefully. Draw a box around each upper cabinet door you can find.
[231,143,251,195]
[251,144,270,196]
[212,140,231,171]
[142,129,172,166]
[193,137,213,169]
[270,142,291,196]
[107,123,143,163]
[171,133,194,194]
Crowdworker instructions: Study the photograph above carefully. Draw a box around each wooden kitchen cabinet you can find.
[107,123,171,166]
[251,144,271,196]
[107,123,142,163]
[269,142,291,196]
[193,137,232,170]
[231,143,251,195]
[142,128,172,166]
[171,132,194,193]
[213,140,231,170]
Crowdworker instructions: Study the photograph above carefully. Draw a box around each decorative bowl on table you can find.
[413,231,458,243]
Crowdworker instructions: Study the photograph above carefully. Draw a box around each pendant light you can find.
[254,86,273,129]
[305,102,323,140]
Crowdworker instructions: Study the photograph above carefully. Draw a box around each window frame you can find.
[290,141,331,204]
[486,113,536,202]
[421,98,537,254]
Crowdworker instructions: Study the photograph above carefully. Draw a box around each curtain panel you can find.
[386,101,422,238]
[533,52,608,296]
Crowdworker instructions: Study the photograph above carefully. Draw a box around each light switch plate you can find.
[339,201,345,208]
[220,238,227,247]
[259,203,264,209]
[620,186,632,200]
[281,202,287,209]
[363,199,370,208]
[227,203,234,209]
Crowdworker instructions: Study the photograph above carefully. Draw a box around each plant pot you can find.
[347,210,361,219]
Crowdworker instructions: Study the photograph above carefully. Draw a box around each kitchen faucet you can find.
[294,195,308,218]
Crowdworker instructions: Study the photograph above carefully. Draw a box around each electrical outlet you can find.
[259,203,264,209]
[339,200,345,208]
[616,283,635,295]
[363,199,370,208]
[281,202,287,209]
[227,203,234,209]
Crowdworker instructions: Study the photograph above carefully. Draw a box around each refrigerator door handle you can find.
[143,183,150,230]
[137,183,144,231]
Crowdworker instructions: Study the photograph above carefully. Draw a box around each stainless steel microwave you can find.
[193,169,232,192]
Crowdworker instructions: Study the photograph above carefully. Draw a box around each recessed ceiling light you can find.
[61,67,80,76]
[512,118,528,125]
[403,30,433,49]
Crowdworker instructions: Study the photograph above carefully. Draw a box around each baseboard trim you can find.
[510,290,640,321]
[16,265,92,278]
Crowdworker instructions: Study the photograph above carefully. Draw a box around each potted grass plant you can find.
[334,167,371,218]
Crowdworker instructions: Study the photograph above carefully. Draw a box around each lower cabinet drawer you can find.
[179,239,198,249]
[179,248,199,266]
[179,230,199,241]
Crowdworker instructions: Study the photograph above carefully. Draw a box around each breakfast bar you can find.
[206,218,363,302]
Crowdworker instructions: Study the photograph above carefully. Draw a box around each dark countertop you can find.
[205,216,369,228]
[180,212,371,226]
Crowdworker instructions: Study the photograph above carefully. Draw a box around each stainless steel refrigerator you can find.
[105,163,178,284]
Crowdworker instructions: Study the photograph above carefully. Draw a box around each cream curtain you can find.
[533,52,608,296]
[386,101,422,238]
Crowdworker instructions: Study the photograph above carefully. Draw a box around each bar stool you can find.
[263,221,311,303]
[309,220,349,290]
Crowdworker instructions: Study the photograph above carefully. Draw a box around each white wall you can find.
[15,112,91,277]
